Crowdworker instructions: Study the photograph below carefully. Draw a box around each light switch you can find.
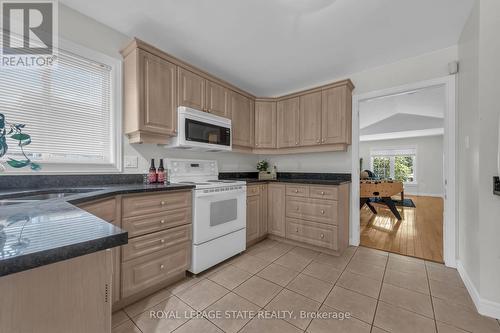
[124,155,138,168]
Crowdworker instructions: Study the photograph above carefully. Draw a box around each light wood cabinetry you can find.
[321,85,352,145]
[299,91,322,146]
[255,100,277,148]
[177,67,205,110]
[246,184,268,245]
[205,80,229,117]
[277,97,300,148]
[78,189,193,311]
[230,91,254,148]
[123,49,177,144]
[267,183,286,237]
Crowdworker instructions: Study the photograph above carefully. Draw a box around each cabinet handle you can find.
[321,191,325,195]
[295,227,299,232]
[316,139,320,143]
[294,189,298,193]
[160,219,165,224]
[160,201,166,206]
[160,239,165,243]
[320,209,325,214]
[322,138,325,143]
[320,233,324,239]
[295,141,299,145]
[255,143,259,147]
[160,264,165,270]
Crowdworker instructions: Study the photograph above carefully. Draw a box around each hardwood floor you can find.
[360,195,443,262]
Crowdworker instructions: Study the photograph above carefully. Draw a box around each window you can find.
[370,148,416,183]
[0,41,121,171]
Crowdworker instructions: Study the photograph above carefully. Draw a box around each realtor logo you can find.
[0,0,58,67]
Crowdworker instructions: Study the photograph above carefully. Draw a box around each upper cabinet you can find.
[254,100,277,149]
[177,67,205,110]
[123,49,177,144]
[322,85,352,145]
[205,81,229,117]
[229,91,254,148]
[277,97,300,148]
[299,91,322,146]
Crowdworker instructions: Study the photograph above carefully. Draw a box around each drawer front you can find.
[121,242,190,298]
[247,184,261,197]
[122,191,191,218]
[123,208,191,238]
[286,218,338,250]
[285,185,309,197]
[122,224,191,261]
[286,197,338,225]
[78,198,116,222]
[309,186,338,200]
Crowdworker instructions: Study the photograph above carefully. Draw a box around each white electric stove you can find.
[165,159,247,274]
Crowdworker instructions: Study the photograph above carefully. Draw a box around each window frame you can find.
[369,147,417,185]
[1,38,123,174]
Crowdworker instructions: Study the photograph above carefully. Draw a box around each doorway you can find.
[350,76,456,266]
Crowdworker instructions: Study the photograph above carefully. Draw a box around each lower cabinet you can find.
[78,189,192,309]
[246,184,268,245]
[267,183,286,237]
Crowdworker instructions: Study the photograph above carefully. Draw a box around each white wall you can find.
[457,0,500,317]
[359,136,444,196]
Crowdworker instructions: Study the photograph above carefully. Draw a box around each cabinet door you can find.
[246,194,261,244]
[205,81,228,117]
[141,51,177,135]
[260,184,268,236]
[254,101,277,148]
[267,183,286,237]
[229,91,254,147]
[321,85,351,144]
[178,67,205,110]
[299,91,322,146]
[277,97,300,148]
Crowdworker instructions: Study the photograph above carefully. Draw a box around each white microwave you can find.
[165,106,232,152]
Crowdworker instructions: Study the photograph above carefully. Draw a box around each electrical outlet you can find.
[124,155,138,168]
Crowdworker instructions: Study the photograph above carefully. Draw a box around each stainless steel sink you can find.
[0,188,104,205]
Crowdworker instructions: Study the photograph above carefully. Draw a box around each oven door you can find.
[185,118,231,147]
[192,187,246,245]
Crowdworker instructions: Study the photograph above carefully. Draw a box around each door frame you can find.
[350,75,457,267]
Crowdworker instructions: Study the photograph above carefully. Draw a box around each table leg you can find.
[401,190,404,201]
[382,197,402,220]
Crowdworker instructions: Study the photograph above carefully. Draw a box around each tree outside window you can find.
[370,148,416,183]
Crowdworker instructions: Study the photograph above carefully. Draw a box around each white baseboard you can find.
[456,260,500,319]
[404,192,444,198]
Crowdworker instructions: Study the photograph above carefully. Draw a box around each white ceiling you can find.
[359,85,445,141]
[61,0,474,96]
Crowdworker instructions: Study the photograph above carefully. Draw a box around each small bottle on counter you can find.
[157,159,166,184]
[148,159,157,184]
[270,165,277,180]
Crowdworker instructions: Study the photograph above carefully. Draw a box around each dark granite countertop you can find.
[220,172,352,186]
[0,183,194,277]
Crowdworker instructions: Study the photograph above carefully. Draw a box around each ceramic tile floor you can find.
[112,239,500,333]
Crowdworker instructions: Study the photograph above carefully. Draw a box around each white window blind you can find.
[370,148,416,157]
[0,48,113,164]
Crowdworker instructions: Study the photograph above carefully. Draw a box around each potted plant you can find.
[257,160,272,180]
[0,113,40,172]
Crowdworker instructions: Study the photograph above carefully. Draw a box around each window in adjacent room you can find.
[370,147,416,183]
[0,41,121,172]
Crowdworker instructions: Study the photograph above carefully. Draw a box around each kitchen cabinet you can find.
[299,91,322,146]
[246,184,268,245]
[205,80,229,117]
[78,197,121,305]
[267,183,286,237]
[230,91,254,148]
[254,100,277,148]
[177,67,205,110]
[123,49,177,144]
[321,85,352,145]
[277,97,300,148]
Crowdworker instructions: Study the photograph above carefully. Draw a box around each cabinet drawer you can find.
[309,186,338,200]
[247,185,261,197]
[122,191,191,218]
[286,197,338,225]
[285,185,309,197]
[121,242,190,298]
[78,198,116,222]
[123,208,191,238]
[286,218,338,250]
[122,224,191,261]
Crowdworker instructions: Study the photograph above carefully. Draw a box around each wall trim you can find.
[456,260,500,319]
